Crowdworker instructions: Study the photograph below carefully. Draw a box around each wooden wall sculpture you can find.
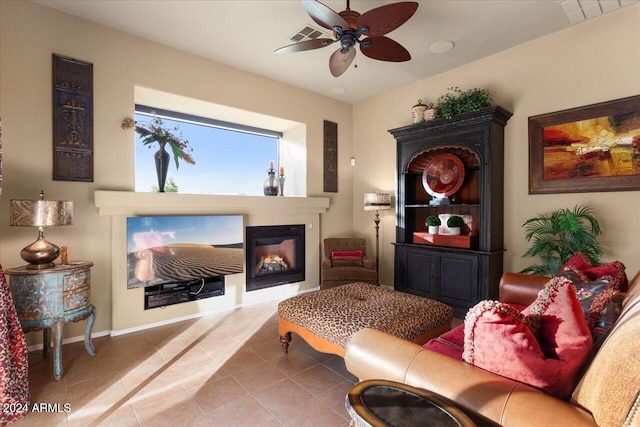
[52,54,93,182]
[323,120,338,193]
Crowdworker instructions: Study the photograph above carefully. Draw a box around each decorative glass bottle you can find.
[263,168,279,196]
[278,174,285,196]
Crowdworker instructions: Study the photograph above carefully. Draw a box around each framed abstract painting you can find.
[529,95,640,194]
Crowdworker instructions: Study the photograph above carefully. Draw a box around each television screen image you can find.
[126,215,244,289]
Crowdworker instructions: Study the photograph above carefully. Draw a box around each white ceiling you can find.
[35,0,638,104]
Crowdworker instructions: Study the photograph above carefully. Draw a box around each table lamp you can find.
[10,191,73,269]
[364,192,392,284]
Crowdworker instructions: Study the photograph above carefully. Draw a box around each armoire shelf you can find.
[389,106,512,317]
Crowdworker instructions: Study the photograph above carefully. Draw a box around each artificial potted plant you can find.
[434,87,492,119]
[425,215,441,234]
[521,205,603,276]
[121,114,195,192]
[447,215,465,235]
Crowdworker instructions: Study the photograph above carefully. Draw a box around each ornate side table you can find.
[5,261,96,381]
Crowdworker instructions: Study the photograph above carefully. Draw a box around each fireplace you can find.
[246,225,305,291]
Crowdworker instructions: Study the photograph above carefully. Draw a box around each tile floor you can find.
[14,299,358,426]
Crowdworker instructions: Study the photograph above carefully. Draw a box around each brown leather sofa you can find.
[345,271,640,427]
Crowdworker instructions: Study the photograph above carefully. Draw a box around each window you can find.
[134,106,282,196]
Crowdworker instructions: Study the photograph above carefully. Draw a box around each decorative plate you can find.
[422,153,465,198]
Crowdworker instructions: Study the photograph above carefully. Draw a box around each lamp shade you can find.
[9,192,73,269]
[10,198,73,227]
[364,193,391,211]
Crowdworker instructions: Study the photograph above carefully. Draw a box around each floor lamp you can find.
[364,193,391,284]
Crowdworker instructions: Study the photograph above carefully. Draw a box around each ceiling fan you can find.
[275,0,419,77]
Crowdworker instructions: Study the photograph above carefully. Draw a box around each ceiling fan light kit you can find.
[275,0,419,77]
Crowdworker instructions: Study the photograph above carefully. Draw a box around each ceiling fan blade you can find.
[360,36,411,62]
[303,0,348,31]
[357,2,418,38]
[329,48,356,77]
[275,38,335,53]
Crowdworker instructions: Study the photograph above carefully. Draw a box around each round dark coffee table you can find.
[346,380,476,427]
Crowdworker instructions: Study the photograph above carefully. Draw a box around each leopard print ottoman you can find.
[278,282,453,356]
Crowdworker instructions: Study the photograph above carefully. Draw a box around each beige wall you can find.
[354,4,640,285]
[0,1,353,338]
[1,0,639,339]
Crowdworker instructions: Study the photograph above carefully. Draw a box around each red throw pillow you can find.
[560,252,594,272]
[331,250,363,267]
[582,261,628,292]
[558,254,628,293]
[463,277,593,399]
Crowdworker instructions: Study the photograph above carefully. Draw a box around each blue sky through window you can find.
[134,112,278,195]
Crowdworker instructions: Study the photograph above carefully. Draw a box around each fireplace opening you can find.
[246,225,305,291]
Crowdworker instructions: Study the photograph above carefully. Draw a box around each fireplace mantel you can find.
[94,190,330,334]
[94,190,330,216]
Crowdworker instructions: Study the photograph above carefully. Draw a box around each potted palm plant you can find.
[521,205,604,276]
[447,215,465,235]
[425,215,441,234]
[121,114,195,192]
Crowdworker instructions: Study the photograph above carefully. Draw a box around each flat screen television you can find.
[126,215,243,289]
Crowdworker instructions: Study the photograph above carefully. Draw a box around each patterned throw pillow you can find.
[463,277,593,399]
[557,255,627,348]
[331,250,363,267]
[558,253,628,292]
[574,280,624,349]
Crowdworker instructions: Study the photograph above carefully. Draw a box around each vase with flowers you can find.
[121,114,195,192]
